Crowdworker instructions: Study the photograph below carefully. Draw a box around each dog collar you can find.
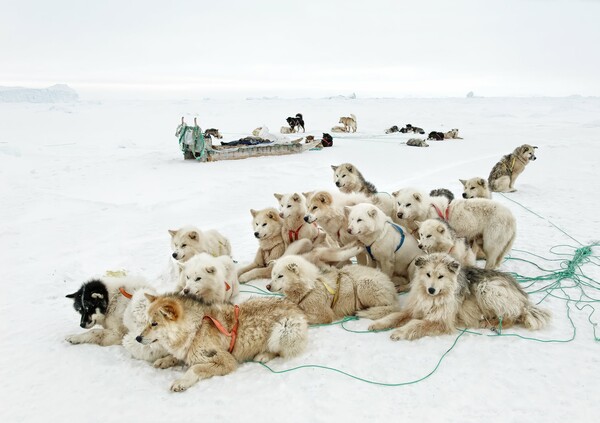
[288,224,304,243]
[119,287,133,299]
[203,305,240,353]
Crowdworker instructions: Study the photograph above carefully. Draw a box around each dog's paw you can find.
[368,322,388,331]
[65,334,84,344]
[238,274,251,284]
[253,352,277,363]
[153,355,179,369]
[390,328,409,341]
[170,378,193,393]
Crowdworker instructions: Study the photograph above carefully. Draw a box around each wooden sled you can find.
[176,118,319,162]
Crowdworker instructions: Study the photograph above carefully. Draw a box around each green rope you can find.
[253,329,467,386]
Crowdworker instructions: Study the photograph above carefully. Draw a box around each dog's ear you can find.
[446,259,460,274]
[286,262,299,275]
[477,178,486,187]
[187,231,198,241]
[344,206,353,218]
[367,207,378,218]
[274,193,283,201]
[331,165,338,171]
[414,220,422,228]
[158,301,181,321]
[292,193,301,202]
[459,179,467,187]
[316,192,331,205]
[65,291,79,299]
[267,210,279,220]
[412,192,422,202]
[205,266,216,274]
[250,209,258,218]
[437,224,446,234]
[168,229,177,237]
[345,164,354,173]
[415,256,427,268]
[392,190,401,197]
[302,191,313,201]
[91,292,104,299]
[144,293,157,303]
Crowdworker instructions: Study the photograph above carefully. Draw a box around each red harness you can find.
[431,204,451,221]
[224,281,231,291]
[119,287,133,299]
[203,305,240,353]
[288,222,319,243]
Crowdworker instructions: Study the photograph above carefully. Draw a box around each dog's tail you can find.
[350,113,356,122]
[356,305,401,320]
[520,305,551,330]
[269,315,308,358]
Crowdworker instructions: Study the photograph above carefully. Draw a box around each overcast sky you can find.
[2,0,599,98]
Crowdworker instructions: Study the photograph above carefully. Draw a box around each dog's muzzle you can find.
[254,232,260,238]
[335,181,341,187]
[462,193,468,199]
[396,212,404,219]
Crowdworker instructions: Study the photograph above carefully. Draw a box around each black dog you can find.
[321,133,333,147]
[286,113,305,133]
[400,124,425,134]
[428,131,445,141]
[66,280,109,329]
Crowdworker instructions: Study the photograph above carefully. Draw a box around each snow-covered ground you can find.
[1,96,599,422]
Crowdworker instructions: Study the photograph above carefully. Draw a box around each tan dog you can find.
[169,226,231,262]
[444,129,463,139]
[415,219,476,267]
[280,126,294,134]
[459,177,492,199]
[339,114,357,132]
[237,208,286,283]
[268,255,399,324]
[392,188,516,269]
[274,192,334,248]
[331,125,347,133]
[138,295,308,392]
[488,144,538,192]
[369,253,550,340]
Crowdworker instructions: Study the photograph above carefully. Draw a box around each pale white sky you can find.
[2,0,599,98]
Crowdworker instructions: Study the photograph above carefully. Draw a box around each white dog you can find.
[460,177,492,199]
[179,253,239,303]
[331,125,347,133]
[416,219,476,267]
[169,226,231,262]
[346,203,421,290]
[268,255,399,324]
[392,188,516,269]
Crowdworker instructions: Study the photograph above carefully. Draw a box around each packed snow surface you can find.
[1,96,598,422]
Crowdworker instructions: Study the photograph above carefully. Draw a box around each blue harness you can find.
[365,222,406,260]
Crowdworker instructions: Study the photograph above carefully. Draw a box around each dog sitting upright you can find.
[346,203,421,291]
[488,144,537,192]
[286,113,305,133]
[274,192,332,248]
[331,163,394,216]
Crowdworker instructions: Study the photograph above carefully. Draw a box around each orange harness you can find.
[431,204,451,221]
[203,305,240,353]
[119,287,133,299]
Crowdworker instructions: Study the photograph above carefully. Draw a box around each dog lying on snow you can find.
[331,125,347,133]
[268,255,399,324]
[415,219,476,267]
[169,225,231,263]
[400,124,425,134]
[427,131,445,141]
[369,253,550,340]
[488,144,537,192]
[385,125,400,134]
[339,114,357,132]
[460,177,492,199]
[331,163,394,216]
[346,203,421,291]
[65,276,176,366]
[444,129,462,139]
[178,253,239,303]
[137,295,308,392]
[392,188,516,269]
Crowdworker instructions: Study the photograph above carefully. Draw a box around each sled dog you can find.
[415,219,476,267]
[460,177,492,199]
[179,253,239,303]
[488,144,537,192]
[339,114,357,133]
[444,129,463,139]
[369,253,550,340]
[268,255,399,324]
[138,295,308,392]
